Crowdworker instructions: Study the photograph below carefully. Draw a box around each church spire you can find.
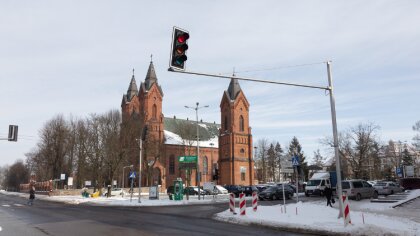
[126,69,138,101]
[227,77,242,100]
[144,60,157,90]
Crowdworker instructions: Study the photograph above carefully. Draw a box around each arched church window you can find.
[169,155,175,175]
[203,156,208,175]
[152,104,157,119]
[239,115,244,132]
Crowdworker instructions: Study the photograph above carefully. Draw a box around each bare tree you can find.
[312,149,326,167]
[255,139,269,183]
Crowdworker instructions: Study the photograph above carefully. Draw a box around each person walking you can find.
[28,186,35,205]
[324,185,333,207]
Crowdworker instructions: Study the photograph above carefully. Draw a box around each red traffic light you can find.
[170,27,189,70]
[177,33,189,43]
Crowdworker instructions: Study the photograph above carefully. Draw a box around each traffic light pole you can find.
[169,61,345,219]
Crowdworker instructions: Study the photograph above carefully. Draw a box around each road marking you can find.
[14,204,24,207]
[2,205,11,207]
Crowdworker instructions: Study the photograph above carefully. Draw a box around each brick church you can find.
[121,61,255,190]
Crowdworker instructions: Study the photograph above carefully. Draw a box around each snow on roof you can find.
[164,130,219,148]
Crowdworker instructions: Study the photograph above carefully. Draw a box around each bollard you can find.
[229,193,235,214]
[252,191,258,212]
[342,192,352,226]
[239,193,246,216]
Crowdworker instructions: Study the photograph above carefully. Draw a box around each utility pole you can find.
[138,138,142,203]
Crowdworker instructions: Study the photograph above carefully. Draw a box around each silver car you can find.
[373,181,403,195]
[341,180,378,201]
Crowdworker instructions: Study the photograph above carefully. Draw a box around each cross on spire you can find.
[150,54,153,63]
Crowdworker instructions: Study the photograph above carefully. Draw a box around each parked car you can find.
[341,180,378,201]
[256,185,269,192]
[214,185,228,194]
[241,186,259,196]
[258,185,293,200]
[184,186,199,195]
[224,185,244,197]
[399,177,420,190]
[373,181,403,195]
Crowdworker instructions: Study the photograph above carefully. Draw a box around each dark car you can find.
[256,185,269,192]
[184,186,199,195]
[242,186,259,196]
[224,185,244,197]
[258,185,293,200]
[399,178,420,190]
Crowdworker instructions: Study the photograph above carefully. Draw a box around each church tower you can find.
[218,78,254,185]
[138,61,164,143]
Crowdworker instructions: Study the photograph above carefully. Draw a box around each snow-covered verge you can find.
[0,190,230,206]
[214,190,420,236]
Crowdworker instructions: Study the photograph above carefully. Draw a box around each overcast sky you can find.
[1,1,419,167]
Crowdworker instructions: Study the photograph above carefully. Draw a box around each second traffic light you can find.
[170,27,189,71]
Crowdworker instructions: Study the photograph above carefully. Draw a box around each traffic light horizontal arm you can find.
[168,67,330,91]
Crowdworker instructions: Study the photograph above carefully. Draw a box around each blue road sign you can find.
[396,167,403,177]
[292,156,300,167]
[129,171,136,179]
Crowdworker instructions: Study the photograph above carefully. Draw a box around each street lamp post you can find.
[122,165,133,197]
[185,102,209,200]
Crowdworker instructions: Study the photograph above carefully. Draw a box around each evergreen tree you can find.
[288,137,308,181]
[402,148,413,166]
[267,144,276,182]
[275,142,284,181]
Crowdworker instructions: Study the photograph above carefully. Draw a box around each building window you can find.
[224,116,228,131]
[152,104,157,119]
[169,155,175,175]
[239,115,244,132]
[203,156,208,175]
[240,167,246,181]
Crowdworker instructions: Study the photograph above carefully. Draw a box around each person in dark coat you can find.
[324,186,333,207]
[28,186,35,205]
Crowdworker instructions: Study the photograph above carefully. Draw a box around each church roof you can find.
[163,117,220,148]
[227,77,242,100]
[145,61,157,90]
[126,74,138,101]
[141,61,164,96]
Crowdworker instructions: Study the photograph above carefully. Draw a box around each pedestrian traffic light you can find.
[170,27,189,71]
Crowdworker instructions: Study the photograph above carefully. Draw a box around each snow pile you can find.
[215,201,420,236]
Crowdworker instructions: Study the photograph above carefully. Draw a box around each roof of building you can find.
[163,117,220,148]
[227,77,242,100]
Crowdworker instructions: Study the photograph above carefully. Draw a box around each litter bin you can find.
[173,178,184,201]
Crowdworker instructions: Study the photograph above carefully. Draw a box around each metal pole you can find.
[196,102,201,200]
[138,139,142,203]
[296,166,299,203]
[327,61,344,219]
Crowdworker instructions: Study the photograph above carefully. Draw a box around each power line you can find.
[219,61,326,75]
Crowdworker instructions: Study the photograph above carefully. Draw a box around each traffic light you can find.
[170,27,189,71]
[8,125,18,142]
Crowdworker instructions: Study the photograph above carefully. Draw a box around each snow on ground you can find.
[215,190,420,236]
[2,189,419,235]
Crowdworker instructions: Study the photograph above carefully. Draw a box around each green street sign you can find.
[178,156,197,163]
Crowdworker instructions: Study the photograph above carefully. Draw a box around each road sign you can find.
[178,156,197,163]
[396,167,403,178]
[292,156,299,167]
[129,171,136,179]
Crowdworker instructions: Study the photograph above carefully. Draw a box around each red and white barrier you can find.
[252,191,258,212]
[239,193,246,216]
[342,193,352,226]
[229,193,235,213]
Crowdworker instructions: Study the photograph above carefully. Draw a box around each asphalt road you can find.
[0,194,311,236]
